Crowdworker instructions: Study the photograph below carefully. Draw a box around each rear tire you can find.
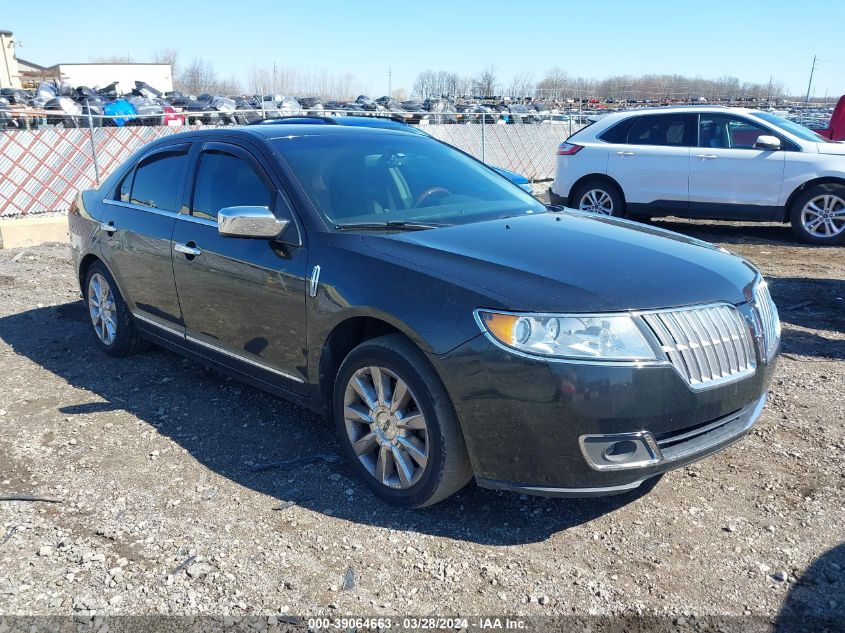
[572,180,625,217]
[789,184,845,245]
[84,262,147,357]
[333,334,472,508]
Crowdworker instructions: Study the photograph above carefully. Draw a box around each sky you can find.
[5,0,845,99]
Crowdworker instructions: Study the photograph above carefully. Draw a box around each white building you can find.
[1,29,21,88]
[50,63,173,93]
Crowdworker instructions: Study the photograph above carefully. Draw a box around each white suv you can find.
[549,106,845,244]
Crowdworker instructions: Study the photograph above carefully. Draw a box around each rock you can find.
[772,571,788,583]
[724,525,737,533]
[186,563,213,579]
[538,595,549,605]
[37,546,53,557]
[108,595,123,606]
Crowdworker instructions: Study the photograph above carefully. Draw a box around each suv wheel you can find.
[572,180,624,217]
[84,262,147,356]
[333,334,472,508]
[790,184,845,245]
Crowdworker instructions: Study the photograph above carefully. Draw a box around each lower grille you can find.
[641,304,755,389]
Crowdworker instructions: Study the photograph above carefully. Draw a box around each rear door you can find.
[688,113,786,220]
[171,140,309,393]
[99,143,191,330]
[606,113,694,211]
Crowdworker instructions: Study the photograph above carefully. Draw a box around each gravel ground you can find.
[0,217,843,630]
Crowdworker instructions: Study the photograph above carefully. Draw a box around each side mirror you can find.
[754,135,781,151]
[218,206,288,239]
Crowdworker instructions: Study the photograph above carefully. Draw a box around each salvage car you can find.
[69,125,780,507]
[549,105,845,244]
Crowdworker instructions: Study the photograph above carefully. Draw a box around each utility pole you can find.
[805,55,817,103]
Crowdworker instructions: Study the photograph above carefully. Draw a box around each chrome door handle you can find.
[174,242,202,256]
[617,151,635,156]
[696,154,718,159]
[100,221,116,234]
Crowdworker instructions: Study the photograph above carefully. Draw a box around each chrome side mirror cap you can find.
[754,135,781,151]
[218,206,288,239]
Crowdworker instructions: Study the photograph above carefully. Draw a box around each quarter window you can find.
[128,150,188,212]
[192,150,272,221]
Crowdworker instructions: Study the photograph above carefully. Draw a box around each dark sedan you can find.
[68,125,780,507]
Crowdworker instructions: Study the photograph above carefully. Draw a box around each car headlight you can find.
[475,310,657,361]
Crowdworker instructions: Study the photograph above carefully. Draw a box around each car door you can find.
[99,143,191,330]
[171,140,308,394]
[606,113,694,211]
[688,113,787,220]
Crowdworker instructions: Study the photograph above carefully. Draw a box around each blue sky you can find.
[5,0,844,98]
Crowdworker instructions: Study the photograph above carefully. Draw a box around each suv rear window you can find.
[601,113,694,147]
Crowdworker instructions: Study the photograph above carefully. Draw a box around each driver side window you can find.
[192,150,272,221]
[699,115,771,150]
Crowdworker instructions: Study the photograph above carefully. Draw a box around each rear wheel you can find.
[84,262,147,356]
[333,334,472,508]
[572,180,625,217]
[790,184,845,245]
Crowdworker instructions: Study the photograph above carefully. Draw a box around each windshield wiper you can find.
[334,221,445,231]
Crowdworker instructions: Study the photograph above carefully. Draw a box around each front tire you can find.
[790,184,845,245]
[84,262,147,356]
[333,334,472,508]
[572,180,625,217]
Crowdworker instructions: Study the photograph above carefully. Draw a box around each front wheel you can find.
[790,184,845,245]
[572,180,625,217]
[333,334,472,508]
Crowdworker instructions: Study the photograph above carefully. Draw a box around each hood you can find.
[816,142,845,155]
[363,212,758,312]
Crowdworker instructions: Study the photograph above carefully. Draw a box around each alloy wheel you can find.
[343,365,429,489]
[87,272,117,345]
[578,188,614,215]
[801,194,845,238]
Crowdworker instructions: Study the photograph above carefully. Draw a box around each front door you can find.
[171,141,308,393]
[688,114,786,220]
[99,143,191,329]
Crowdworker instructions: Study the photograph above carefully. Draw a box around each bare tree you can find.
[89,54,135,63]
[152,48,179,75]
[536,67,569,101]
[176,58,219,95]
[508,72,535,99]
[475,64,498,98]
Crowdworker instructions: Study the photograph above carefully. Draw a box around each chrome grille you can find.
[641,304,756,389]
[753,282,780,362]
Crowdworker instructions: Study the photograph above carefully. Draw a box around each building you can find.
[1,28,172,92]
[1,30,21,88]
[48,63,173,93]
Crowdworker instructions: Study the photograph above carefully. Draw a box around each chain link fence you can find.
[0,111,584,216]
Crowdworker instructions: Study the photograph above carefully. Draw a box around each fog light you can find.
[579,432,663,471]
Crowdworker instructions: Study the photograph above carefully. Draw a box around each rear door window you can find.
[129,149,189,212]
[625,114,695,146]
[191,150,272,221]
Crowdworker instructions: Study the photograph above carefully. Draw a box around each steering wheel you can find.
[413,186,451,208]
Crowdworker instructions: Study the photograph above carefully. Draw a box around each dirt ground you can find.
[0,217,843,630]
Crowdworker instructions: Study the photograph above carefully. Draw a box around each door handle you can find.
[174,242,202,257]
[696,154,718,159]
[100,221,116,234]
[617,151,635,156]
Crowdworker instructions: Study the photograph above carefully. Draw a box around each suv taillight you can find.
[557,142,583,156]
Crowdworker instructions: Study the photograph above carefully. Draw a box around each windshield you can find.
[272,133,545,227]
[754,111,831,143]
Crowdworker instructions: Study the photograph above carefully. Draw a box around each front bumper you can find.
[548,187,568,207]
[433,335,776,497]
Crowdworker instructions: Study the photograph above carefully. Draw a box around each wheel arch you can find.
[315,316,422,417]
[782,177,845,222]
[568,173,626,209]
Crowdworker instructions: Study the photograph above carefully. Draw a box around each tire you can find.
[789,184,845,245]
[333,334,473,508]
[83,262,147,356]
[572,180,625,217]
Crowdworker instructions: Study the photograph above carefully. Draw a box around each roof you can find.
[245,123,421,141]
[0,30,12,36]
[16,57,52,72]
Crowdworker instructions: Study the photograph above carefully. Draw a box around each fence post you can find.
[86,100,101,187]
[481,112,486,163]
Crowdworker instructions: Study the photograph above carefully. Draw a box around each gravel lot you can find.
[0,217,843,630]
